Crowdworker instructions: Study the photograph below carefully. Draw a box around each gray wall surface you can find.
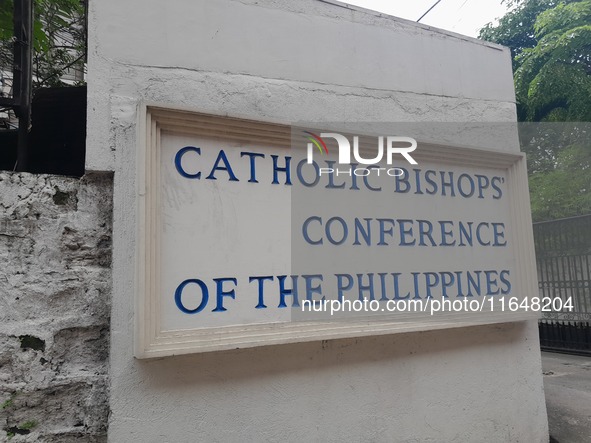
[0,172,112,442]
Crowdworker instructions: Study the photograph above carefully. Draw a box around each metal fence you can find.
[534,214,591,355]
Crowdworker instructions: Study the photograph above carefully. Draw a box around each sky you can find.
[344,0,511,38]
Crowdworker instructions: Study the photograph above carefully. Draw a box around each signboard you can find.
[135,106,538,358]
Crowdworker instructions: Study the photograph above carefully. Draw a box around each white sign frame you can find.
[135,105,538,358]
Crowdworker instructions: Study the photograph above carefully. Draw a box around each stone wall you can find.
[0,172,112,442]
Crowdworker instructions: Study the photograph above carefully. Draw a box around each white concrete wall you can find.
[86,0,519,172]
[86,0,548,441]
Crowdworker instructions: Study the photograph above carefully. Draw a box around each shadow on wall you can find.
[135,321,532,387]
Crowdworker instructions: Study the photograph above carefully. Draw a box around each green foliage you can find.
[514,0,591,121]
[0,1,13,41]
[479,0,578,70]
[529,142,591,220]
[18,420,37,431]
[482,0,591,122]
[0,397,14,410]
[520,123,591,223]
[481,1,591,221]
[0,0,86,89]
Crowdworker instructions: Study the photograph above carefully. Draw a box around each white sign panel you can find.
[135,106,538,358]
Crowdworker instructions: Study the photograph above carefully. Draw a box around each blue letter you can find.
[303,275,324,303]
[240,152,265,183]
[492,223,507,246]
[272,155,292,185]
[417,220,436,246]
[475,174,489,199]
[424,272,440,299]
[491,177,503,199]
[278,275,299,307]
[175,146,201,179]
[296,159,320,187]
[395,168,410,193]
[439,272,454,298]
[249,276,274,309]
[353,218,372,246]
[377,218,395,245]
[336,274,353,302]
[440,171,455,197]
[484,271,499,295]
[212,277,237,312]
[439,221,456,246]
[175,279,208,314]
[206,150,239,181]
[357,273,375,301]
[500,270,511,295]
[398,219,416,246]
[476,222,490,246]
[457,173,475,198]
[302,216,323,245]
[325,161,346,189]
[325,217,348,245]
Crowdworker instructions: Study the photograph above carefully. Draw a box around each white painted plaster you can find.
[86,0,548,440]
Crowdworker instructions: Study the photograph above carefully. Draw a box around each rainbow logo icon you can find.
[304,131,329,155]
